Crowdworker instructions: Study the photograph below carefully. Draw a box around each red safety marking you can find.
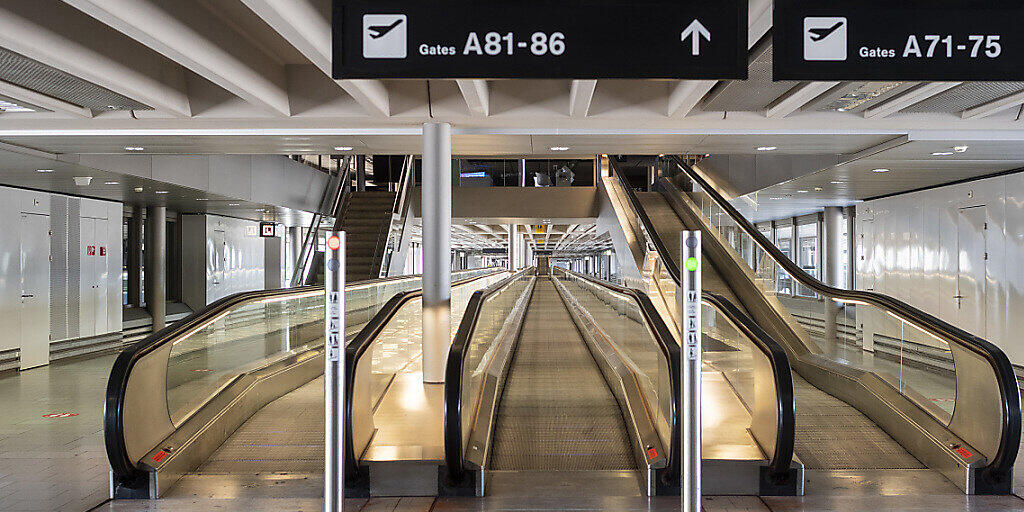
[86,246,95,256]
[646,447,658,459]
[956,447,973,459]
[327,235,341,250]
[99,247,106,256]
[42,413,79,418]
[152,450,168,462]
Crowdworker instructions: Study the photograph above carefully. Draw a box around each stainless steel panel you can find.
[803,81,917,113]
[903,82,1024,113]
[701,42,800,112]
[68,199,80,339]
[0,47,151,111]
[49,197,69,342]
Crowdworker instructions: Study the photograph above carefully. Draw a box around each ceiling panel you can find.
[700,42,800,112]
[903,82,1024,113]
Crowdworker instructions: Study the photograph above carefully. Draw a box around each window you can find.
[796,222,818,297]
[774,224,793,295]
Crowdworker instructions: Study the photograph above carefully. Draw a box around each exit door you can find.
[955,206,987,336]
[19,214,50,369]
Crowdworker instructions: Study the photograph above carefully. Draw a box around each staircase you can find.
[334,190,397,283]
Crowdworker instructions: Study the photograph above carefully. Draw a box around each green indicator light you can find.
[685,257,699,271]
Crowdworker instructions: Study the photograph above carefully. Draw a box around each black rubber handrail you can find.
[105,284,331,490]
[442,268,534,486]
[342,269,509,485]
[554,267,683,488]
[669,155,1021,488]
[609,158,796,486]
[105,270,497,493]
[703,291,797,484]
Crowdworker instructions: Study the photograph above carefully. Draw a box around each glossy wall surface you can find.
[181,214,266,309]
[857,171,1024,366]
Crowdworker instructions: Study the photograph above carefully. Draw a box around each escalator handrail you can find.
[670,155,1021,485]
[702,291,797,483]
[608,158,682,284]
[552,267,682,487]
[344,268,510,481]
[443,268,534,484]
[105,269,500,489]
[609,158,821,485]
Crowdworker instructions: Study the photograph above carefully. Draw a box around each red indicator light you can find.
[647,447,658,459]
[152,450,168,462]
[327,235,341,250]
[956,447,973,459]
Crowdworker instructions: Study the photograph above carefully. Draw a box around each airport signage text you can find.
[332,0,747,79]
[774,0,1024,81]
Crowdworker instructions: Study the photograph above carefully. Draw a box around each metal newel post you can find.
[325,231,345,512]
[680,230,701,512]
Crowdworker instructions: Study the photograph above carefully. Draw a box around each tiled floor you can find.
[0,353,117,512]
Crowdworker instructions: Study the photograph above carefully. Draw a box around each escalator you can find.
[443,266,800,496]
[603,156,1019,494]
[104,268,506,499]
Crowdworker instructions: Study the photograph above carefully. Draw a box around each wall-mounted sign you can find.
[774,0,1024,81]
[86,246,95,256]
[333,0,748,79]
[260,221,277,238]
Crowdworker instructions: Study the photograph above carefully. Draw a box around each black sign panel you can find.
[260,222,277,238]
[332,0,747,79]
[774,0,1024,81]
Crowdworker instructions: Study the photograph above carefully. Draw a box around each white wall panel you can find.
[858,172,1024,366]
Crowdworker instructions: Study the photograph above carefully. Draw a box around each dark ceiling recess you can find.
[0,47,152,112]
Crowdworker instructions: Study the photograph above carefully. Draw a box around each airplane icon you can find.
[368,18,404,39]
[808,21,844,42]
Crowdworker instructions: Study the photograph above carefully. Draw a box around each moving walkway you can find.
[104,268,507,498]
[602,156,1019,494]
[442,266,800,496]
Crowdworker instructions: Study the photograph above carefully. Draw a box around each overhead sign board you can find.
[333,0,747,79]
[774,0,1024,81]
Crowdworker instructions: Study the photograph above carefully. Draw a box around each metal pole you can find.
[421,123,452,383]
[127,211,143,307]
[324,231,345,512]
[145,206,166,331]
[679,230,701,512]
[356,156,366,192]
[823,206,843,344]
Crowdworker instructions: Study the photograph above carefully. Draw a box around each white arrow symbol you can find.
[681,19,711,56]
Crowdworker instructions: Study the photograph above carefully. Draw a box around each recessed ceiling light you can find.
[124,146,144,151]
[872,168,891,173]
[953,145,969,153]
[104,181,119,185]
[228,203,240,206]
[830,180,845,184]
[757,146,777,151]
[334,146,354,151]
[196,198,209,201]
[797,190,808,193]
[814,187,823,191]
[133,187,144,192]
[36,169,54,173]
[155,190,169,194]
[550,146,570,151]
[932,151,954,156]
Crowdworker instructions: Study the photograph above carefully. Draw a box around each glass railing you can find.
[555,268,674,447]
[344,268,511,482]
[444,268,532,483]
[106,267,501,495]
[668,156,1020,491]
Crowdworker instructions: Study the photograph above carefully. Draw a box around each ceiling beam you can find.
[0,80,93,118]
[569,80,597,117]
[64,0,291,116]
[863,82,962,119]
[766,82,840,118]
[961,90,1024,119]
[0,2,191,117]
[668,80,716,117]
[456,80,490,116]
[238,0,391,116]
